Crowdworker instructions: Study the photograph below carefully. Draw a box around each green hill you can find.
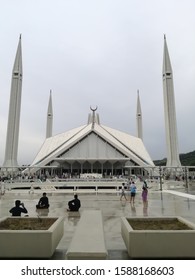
[154,150,195,166]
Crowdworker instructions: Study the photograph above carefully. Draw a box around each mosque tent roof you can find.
[30,114,154,170]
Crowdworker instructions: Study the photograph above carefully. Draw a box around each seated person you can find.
[67,194,81,211]
[36,192,49,209]
[9,200,28,216]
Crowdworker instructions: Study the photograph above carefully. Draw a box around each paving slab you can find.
[1,187,195,259]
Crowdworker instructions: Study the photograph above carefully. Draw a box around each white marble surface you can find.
[1,189,195,259]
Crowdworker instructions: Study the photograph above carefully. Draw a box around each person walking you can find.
[120,183,127,201]
[130,181,137,204]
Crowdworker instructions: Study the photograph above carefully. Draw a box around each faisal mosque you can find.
[1,35,181,178]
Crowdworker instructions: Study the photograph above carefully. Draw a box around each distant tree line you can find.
[154,150,195,167]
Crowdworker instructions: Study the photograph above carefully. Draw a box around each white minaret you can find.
[46,90,53,138]
[162,35,181,167]
[3,35,23,169]
[136,90,143,140]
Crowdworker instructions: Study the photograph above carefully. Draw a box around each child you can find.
[120,183,127,201]
[130,182,137,203]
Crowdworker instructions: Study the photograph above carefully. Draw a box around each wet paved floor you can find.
[1,187,195,259]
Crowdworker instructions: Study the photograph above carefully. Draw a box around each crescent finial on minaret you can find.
[90,105,98,112]
[90,105,98,129]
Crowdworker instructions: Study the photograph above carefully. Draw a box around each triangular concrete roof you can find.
[31,119,154,170]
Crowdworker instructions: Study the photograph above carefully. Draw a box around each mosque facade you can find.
[1,35,182,178]
[29,108,154,178]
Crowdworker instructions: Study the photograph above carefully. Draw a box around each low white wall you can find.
[121,216,195,258]
[0,216,64,258]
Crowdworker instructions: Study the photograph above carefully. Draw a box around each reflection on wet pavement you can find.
[0,189,195,259]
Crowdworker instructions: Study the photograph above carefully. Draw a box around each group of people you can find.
[120,180,148,207]
[9,181,148,217]
[9,192,81,217]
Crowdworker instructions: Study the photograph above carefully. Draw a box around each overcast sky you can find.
[0,0,195,166]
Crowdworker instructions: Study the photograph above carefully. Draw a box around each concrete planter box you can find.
[121,216,195,258]
[0,216,64,258]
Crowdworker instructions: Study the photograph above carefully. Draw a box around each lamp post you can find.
[184,166,188,189]
[159,166,163,191]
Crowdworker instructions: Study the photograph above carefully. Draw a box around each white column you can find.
[46,90,53,138]
[136,90,143,140]
[3,35,23,169]
[162,35,181,168]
